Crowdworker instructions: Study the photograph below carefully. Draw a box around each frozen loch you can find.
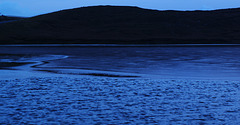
[0,45,240,124]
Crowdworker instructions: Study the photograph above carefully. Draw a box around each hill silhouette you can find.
[0,15,24,24]
[0,15,23,21]
[0,6,240,44]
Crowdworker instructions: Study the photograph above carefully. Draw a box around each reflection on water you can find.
[1,45,240,79]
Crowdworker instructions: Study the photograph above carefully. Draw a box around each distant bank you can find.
[0,6,240,44]
[0,15,24,22]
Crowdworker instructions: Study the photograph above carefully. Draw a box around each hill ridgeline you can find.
[0,6,240,44]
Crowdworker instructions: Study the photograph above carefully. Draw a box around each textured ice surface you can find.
[0,77,239,124]
[1,46,240,124]
[2,46,240,79]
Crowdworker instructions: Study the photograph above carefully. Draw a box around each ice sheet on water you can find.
[16,55,69,62]
[1,46,240,80]
[0,54,68,63]
[0,59,13,62]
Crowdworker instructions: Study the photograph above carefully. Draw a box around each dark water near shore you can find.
[1,45,240,79]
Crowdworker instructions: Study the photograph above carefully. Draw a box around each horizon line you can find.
[2,5,240,18]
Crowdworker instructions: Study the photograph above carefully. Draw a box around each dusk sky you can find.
[0,0,240,17]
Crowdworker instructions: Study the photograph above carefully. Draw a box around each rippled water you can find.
[1,77,240,124]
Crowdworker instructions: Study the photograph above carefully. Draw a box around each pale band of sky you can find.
[0,0,239,17]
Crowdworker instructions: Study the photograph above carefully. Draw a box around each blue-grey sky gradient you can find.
[0,0,240,17]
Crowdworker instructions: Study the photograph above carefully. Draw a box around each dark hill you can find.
[1,6,240,44]
[0,15,24,22]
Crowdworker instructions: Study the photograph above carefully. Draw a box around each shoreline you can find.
[1,43,240,47]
